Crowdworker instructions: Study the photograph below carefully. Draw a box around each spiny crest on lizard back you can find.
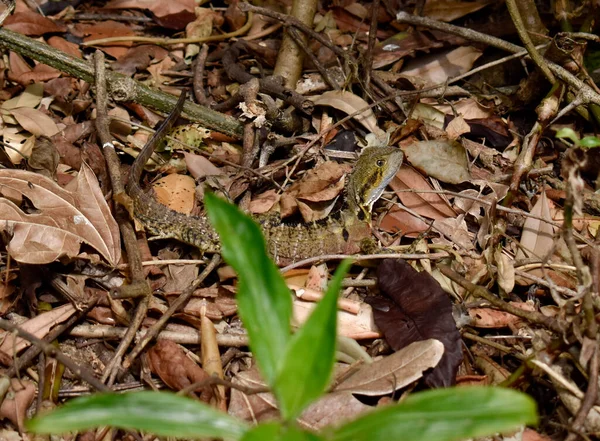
[347,146,404,220]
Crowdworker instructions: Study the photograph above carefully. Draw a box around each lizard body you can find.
[127,95,403,265]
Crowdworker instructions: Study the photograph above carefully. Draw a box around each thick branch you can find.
[0,28,243,138]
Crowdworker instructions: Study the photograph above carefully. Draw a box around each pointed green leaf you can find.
[555,127,579,145]
[579,136,600,148]
[275,260,351,421]
[240,422,324,441]
[330,387,537,441]
[205,192,291,385]
[27,391,248,440]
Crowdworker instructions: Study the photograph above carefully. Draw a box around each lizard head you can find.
[347,146,404,222]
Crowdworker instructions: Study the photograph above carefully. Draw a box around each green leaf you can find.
[275,260,351,421]
[579,136,600,148]
[240,422,324,441]
[27,391,248,440]
[330,387,537,441]
[205,192,292,385]
[555,127,580,145]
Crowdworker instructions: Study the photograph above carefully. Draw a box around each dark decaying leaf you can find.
[367,259,462,388]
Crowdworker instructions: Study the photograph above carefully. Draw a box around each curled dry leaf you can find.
[0,164,121,265]
[403,140,471,184]
[280,161,348,222]
[147,339,212,402]
[334,339,444,395]
[312,91,386,140]
[367,259,463,388]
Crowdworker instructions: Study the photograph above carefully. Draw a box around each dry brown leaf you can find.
[1,84,43,111]
[3,11,65,35]
[0,304,75,357]
[468,301,535,328]
[105,0,195,19]
[280,161,348,222]
[79,21,134,58]
[334,339,444,395]
[183,152,222,179]
[10,107,59,137]
[153,173,196,215]
[229,368,371,428]
[249,189,279,214]
[380,206,432,237]
[0,165,121,265]
[401,46,482,85]
[147,339,212,402]
[312,91,386,139]
[390,166,456,218]
[445,115,470,139]
[422,0,493,22]
[47,36,83,59]
[403,140,471,184]
[0,378,35,431]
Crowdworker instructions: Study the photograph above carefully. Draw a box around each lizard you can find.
[126,93,404,266]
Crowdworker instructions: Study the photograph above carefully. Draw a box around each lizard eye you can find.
[376,159,385,167]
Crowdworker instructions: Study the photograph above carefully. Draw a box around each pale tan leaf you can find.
[1,128,34,165]
[411,103,445,129]
[0,304,75,356]
[9,107,59,137]
[445,115,470,139]
[334,339,444,395]
[516,191,556,260]
[153,173,196,215]
[495,249,515,293]
[401,46,482,85]
[422,0,493,22]
[0,166,120,265]
[403,140,471,184]
[312,91,385,139]
[0,84,43,110]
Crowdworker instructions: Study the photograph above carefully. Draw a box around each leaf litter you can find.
[0,0,597,439]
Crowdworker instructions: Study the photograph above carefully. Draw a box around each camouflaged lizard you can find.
[127,94,404,266]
